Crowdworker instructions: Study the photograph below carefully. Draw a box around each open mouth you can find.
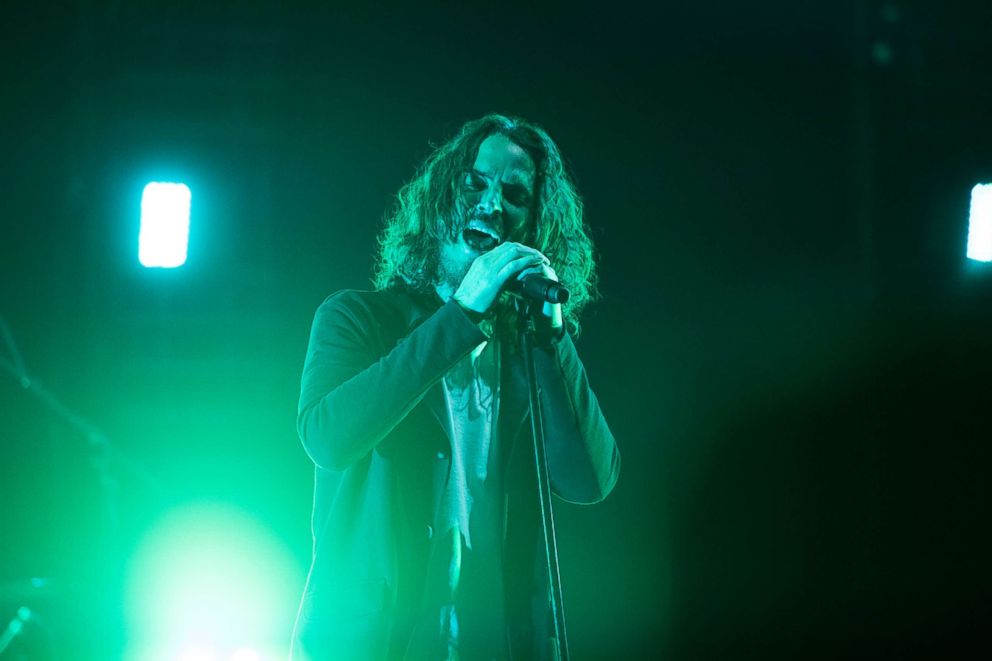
[462,224,501,252]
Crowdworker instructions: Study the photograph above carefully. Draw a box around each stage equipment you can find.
[518,302,570,661]
[139,182,191,268]
[509,274,570,305]
[967,183,991,262]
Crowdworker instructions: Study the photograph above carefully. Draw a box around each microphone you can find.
[509,275,570,304]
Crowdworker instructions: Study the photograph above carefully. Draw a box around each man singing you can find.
[291,114,620,660]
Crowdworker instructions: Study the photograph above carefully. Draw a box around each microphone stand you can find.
[1,316,164,657]
[518,303,570,661]
[1,317,165,534]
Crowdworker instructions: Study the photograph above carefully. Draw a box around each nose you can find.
[475,183,503,217]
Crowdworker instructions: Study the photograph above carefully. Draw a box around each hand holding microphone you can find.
[452,241,567,331]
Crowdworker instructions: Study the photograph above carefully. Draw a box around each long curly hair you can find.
[373,113,599,333]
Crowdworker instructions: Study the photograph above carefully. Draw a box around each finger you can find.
[507,243,549,265]
[518,247,551,266]
[496,254,547,284]
[515,263,557,281]
[484,243,544,269]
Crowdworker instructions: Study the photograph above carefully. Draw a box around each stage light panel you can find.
[967,183,992,262]
[139,182,191,268]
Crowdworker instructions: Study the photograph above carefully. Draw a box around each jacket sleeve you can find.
[298,293,487,471]
[533,333,621,504]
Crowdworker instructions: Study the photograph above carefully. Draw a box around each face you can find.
[435,133,537,294]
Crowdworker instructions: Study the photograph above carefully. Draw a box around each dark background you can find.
[2,1,990,659]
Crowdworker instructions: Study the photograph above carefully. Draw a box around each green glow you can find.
[139,182,191,268]
[123,502,302,660]
[967,183,992,262]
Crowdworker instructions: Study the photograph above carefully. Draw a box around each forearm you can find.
[298,296,486,471]
[533,334,621,504]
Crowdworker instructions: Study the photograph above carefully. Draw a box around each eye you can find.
[503,185,532,208]
[462,170,487,192]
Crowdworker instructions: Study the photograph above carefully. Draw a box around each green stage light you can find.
[139,182,191,268]
[124,503,303,661]
[967,183,992,262]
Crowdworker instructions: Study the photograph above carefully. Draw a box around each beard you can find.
[431,204,509,302]
[434,242,472,293]
[432,205,475,292]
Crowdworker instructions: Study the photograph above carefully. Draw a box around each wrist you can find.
[454,299,488,324]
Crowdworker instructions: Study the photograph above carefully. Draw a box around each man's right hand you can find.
[453,242,550,314]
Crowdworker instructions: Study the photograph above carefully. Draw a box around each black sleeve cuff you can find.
[454,299,489,325]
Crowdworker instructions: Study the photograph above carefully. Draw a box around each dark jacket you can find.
[291,288,620,660]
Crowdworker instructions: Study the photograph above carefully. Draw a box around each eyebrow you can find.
[471,168,534,190]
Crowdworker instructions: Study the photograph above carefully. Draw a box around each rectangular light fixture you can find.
[139,182,191,268]
[967,183,992,263]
